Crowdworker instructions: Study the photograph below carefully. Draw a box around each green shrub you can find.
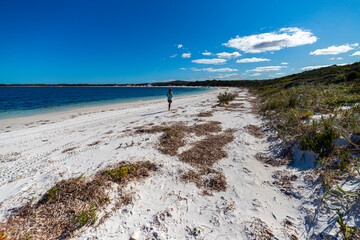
[71,203,97,228]
[217,92,237,104]
[300,128,339,155]
[102,165,135,180]
[326,96,360,107]
[288,94,297,107]
[47,187,59,199]
[347,71,360,81]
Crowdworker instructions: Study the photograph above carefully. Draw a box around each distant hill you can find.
[1,62,359,88]
[153,62,360,89]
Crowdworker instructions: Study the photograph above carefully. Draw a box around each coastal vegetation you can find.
[251,63,360,239]
[154,61,359,238]
[217,91,237,104]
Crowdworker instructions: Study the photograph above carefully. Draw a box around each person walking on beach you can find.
[166,88,173,111]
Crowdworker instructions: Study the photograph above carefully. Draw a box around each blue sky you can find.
[0,0,359,84]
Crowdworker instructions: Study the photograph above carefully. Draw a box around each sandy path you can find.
[0,88,306,239]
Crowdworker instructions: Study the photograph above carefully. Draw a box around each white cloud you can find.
[338,63,349,66]
[310,43,358,55]
[224,27,317,53]
[180,68,187,70]
[213,73,238,79]
[236,57,270,63]
[337,57,343,60]
[216,51,241,59]
[182,53,191,58]
[247,66,285,72]
[190,67,238,72]
[275,72,286,75]
[192,58,227,64]
[329,57,335,60]
[281,62,288,65]
[351,51,360,56]
[178,44,183,49]
[248,73,261,76]
[301,65,331,70]
[202,51,212,56]
[170,54,178,58]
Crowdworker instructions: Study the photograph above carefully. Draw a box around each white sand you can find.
[0,88,337,239]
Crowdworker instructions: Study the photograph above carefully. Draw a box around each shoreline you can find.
[0,86,213,120]
[0,87,217,133]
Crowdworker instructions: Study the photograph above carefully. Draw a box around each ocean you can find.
[0,86,212,119]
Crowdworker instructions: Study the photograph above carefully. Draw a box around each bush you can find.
[217,92,237,104]
[347,71,360,81]
[300,128,339,155]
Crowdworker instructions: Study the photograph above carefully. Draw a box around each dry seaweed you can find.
[0,161,156,240]
[179,132,234,169]
[197,111,213,117]
[245,124,265,138]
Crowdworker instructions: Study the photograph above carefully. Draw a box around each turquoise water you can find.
[0,86,212,119]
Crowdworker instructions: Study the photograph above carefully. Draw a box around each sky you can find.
[0,0,360,84]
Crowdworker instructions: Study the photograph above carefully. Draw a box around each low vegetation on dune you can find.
[251,63,360,239]
[217,91,238,104]
[0,161,156,240]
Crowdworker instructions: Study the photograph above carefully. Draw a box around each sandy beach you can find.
[0,88,335,239]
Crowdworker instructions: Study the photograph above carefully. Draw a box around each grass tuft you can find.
[217,92,237,104]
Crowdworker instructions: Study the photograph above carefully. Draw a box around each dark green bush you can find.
[347,71,360,81]
[217,92,237,104]
[300,128,339,155]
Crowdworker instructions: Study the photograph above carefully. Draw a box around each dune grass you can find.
[217,91,237,104]
[254,80,360,238]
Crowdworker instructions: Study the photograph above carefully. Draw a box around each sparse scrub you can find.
[253,64,360,237]
[300,128,339,155]
[336,209,359,240]
[71,203,98,228]
[217,91,237,104]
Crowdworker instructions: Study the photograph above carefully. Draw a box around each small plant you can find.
[288,94,297,107]
[47,187,59,199]
[336,209,358,240]
[300,128,339,155]
[192,227,200,236]
[103,166,134,180]
[338,150,352,172]
[71,203,98,228]
[301,111,313,120]
[217,92,237,104]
